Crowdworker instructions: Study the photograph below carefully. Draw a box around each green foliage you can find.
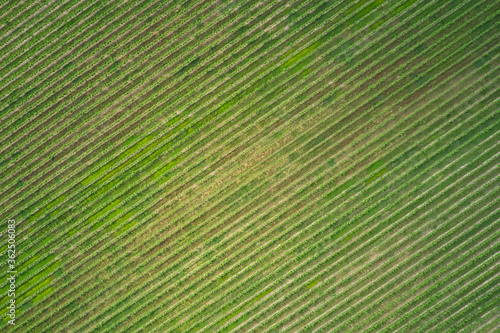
[0,0,497,331]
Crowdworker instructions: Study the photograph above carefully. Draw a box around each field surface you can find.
[0,0,499,332]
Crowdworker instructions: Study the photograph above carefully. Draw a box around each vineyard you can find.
[0,0,498,331]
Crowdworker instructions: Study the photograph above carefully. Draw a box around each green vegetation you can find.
[0,0,498,331]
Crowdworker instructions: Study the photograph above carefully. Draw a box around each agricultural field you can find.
[0,0,498,331]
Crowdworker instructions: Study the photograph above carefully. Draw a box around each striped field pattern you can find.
[0,0,499,331]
